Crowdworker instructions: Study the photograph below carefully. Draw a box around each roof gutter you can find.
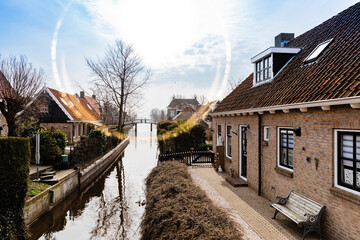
[211,96,360,117]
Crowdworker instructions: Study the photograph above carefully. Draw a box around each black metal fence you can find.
[159,151,215,166]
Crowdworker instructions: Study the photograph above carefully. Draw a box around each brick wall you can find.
[213,105,360,240]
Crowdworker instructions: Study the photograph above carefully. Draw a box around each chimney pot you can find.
[275,33,294,47]
[92,94,96,99]
[80,91,85,98]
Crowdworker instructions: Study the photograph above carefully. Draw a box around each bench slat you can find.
[271,203,307,224]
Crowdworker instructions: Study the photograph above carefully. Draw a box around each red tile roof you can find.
[215,3,360,113]
[47,88,102,122]
[85,96,101,115]
[0,71,14,100]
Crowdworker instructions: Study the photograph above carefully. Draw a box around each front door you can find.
[239,126,247,179]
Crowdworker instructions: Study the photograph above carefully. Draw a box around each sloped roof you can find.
[215,3,360,113]
[167,98,200,108]
[47,88,102,122]
[189,100,219,123]
[0,71,14,100]
[85,95,101,115]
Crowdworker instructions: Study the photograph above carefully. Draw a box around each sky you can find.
[0,0,358,118]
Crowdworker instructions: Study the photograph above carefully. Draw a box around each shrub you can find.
[0,137,30,239]
[89,129,106,155]
[198,142,213,151]
[157,120,175,135]
[20,121,67,165]
[190,124,206,149]
[70,129,120,168]
[141,162,243,240]
[157,123,207,154]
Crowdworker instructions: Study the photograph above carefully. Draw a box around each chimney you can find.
[275,33,294,47]
[92,94,96,99]
[80,91,85,98]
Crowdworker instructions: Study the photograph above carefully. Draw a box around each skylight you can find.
[304,39,333,63]
[60,97,68,106]
[87,104,92,110]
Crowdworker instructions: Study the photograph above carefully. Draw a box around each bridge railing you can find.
[159,151,214,166]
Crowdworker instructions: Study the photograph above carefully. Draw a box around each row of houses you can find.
[0,82,132,142]
[212,3,360,240]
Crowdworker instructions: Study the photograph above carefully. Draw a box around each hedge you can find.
[141,161,243,240]
[0,137,30,240]
[157,122,206,154]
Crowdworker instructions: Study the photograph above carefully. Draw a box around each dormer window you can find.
[304,39,333,64]
[255,56,272,84]
[251,47,301,87]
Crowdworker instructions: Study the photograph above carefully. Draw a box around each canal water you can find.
[29,124,158,240]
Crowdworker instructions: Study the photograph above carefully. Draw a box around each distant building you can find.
[37,88,103,143]
[167,97,200,121]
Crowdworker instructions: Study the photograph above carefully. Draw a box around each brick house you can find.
[212,3,360,240]
[167,97,200,120]
[38,87,103,143]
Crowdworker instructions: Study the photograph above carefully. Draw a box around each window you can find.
[336,131,360,192]
[256,61,262,82]
[217,124,222,145]
[226,125,232,158]
[170,111,174,117]
[304,39,333,64]
[255,56,272,84]
[60,97,68,107]
[263,56,271,80]
[72,123,76,138]
[78,123,81,137]
[83,123,85,136]
[40,104,48,113]
[264,126,269,141]
[278,128,294,170]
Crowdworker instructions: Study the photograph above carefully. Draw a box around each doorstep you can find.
[225,176,248,187]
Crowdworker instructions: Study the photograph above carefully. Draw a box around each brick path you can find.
[189,167,319,240]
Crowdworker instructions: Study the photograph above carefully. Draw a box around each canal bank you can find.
[25,137,130,226]
[28,124,158,239]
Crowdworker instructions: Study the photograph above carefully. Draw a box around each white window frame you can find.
[264,126,269,141]
[239,125,247,181]
[253,55,273,87]
[277,127,294,172]
[226,124,232,159]
[304,39,333,64]
[216,124,222,146]
[334,129,360,197]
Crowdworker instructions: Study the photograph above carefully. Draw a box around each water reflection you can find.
[29,124,157,240]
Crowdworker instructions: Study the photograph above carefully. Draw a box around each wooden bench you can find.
[271,191,326,240]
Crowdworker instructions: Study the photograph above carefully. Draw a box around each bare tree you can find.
[228,75,244,92]
[0,55,44,136]
[86,40,150,132]
[150,108,161,122]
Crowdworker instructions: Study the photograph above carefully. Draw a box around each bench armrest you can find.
[272,190,293,206]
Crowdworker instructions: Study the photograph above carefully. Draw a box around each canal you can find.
[29,124,158,240]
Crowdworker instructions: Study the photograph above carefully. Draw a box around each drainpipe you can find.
[258,113,262,196]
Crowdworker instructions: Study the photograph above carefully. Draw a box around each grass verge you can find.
[27,181,51,198]
[141,161,243,240]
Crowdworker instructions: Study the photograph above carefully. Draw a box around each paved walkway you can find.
[189,167,319,240]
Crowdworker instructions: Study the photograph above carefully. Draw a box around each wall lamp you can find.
[232,130,238,135]
[293,127,301,136]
